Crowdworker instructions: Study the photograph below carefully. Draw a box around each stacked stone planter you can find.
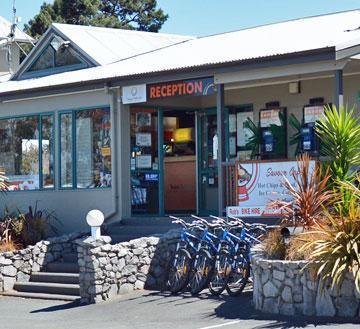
[252,251,360,318]
[76,230,179,304]
[0,232,84,292]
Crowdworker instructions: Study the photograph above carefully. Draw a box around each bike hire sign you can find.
[148,77,215,100]
[227,160,316,218]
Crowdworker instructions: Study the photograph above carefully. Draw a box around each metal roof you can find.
[2,10,360,96]
[0,16,34,43]
[52,23,194,65]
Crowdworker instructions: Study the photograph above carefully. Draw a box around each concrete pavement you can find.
[0,289,360,329]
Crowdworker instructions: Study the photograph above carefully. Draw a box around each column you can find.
[335,69,343,109]
[216,83,225,216]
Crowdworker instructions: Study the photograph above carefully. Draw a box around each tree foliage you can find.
[25,0,168,38]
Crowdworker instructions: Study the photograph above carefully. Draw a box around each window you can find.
[27,36,86,74]
[130,108,159,214]
[0,114,55,191]
[60,107,111,189]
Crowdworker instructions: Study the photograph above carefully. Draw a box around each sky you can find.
[0,0,360,36]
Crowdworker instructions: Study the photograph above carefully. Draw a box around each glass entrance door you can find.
[198,110,220,215]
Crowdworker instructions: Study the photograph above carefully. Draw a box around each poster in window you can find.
[236,111,254,147]
[136,112,151,127]
[136,155,152,169]
[229,114,237,133]
[136,133,152,147]
[229,136,236,156]
[260,109,282,127]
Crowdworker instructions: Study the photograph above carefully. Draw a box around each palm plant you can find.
[289,113,304,156]
[269,153,333,228]
[244,118,261,159]
[316,105,360,185]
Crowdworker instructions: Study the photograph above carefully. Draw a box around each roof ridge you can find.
[197,8,360,40]
[52,22,195,40]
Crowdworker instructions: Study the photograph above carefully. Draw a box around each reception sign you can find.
[227,160,316,217]
[148,77,214,100]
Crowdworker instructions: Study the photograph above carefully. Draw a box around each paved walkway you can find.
[0,289,359,329]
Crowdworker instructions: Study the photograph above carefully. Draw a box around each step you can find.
[14,282,80,296]
[31,272,79,285]
[0,291,80,302]
[46,262,79,273]
[62,253,78,263]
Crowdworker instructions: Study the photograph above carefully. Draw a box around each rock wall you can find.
[252,253,360,317]
[0,232,84,292]
[76,231,179,304]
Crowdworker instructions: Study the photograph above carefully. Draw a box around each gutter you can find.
[0,47,336,102]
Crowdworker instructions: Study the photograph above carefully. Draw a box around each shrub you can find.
[262,228,286,259]
[301,194,360,292]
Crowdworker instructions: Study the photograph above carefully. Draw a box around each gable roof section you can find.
[3,10,360,96]
[0,16,34,43]
[12,23,194,80]
[52,23,194,65]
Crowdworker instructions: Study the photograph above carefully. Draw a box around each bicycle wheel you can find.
[226,252,250,296]
[189,249,214,295]
[208,248,231,296]
[167,248,192,294]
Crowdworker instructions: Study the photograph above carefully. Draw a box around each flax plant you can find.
[270,153,333,228]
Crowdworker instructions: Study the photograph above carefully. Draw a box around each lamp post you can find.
[86,209,104,240]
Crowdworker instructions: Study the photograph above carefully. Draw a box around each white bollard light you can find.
[86,209,105,240]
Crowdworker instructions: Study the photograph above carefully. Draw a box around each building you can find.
[0,10,359,233]
[0,16,34,81]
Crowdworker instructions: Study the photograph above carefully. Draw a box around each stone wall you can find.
[0,232,84,292]
[252,252,360,317]
[76,230,179,304]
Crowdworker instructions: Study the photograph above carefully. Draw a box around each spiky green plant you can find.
[289,113,304,156]
[244,118,261,159]
[301,199,360,293]
[316,105,360,184]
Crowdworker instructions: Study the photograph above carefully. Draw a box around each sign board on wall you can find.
[227,160,316,217]
[236,111,254,147]
[148,77,215,100]
[122,84,147,104]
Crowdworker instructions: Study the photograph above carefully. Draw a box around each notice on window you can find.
[260,109,282,128]
[136,155,152,169]
[229,114,237,133]
[229,136,236,156]
[136,133,152,147]
[236,111,254,147]
[304,106,324,124]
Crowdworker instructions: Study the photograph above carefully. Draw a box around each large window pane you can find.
[60,113,73,188]
[42,115,55,189]
[0,116,40,190]
[76,108,111,189]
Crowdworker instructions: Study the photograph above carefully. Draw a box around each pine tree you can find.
[25,0,168,38]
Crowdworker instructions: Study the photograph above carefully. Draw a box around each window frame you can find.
[0,112,55,192]
[58,105,112,191]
